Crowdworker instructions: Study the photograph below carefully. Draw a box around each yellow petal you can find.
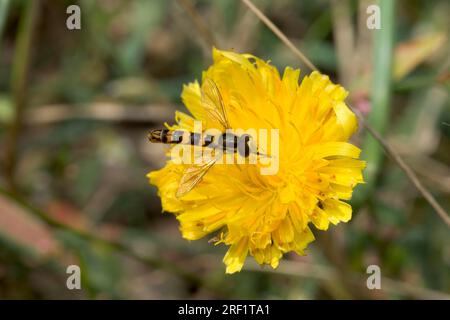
[224,238,249,274]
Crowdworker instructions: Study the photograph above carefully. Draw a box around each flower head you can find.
[148,48,365,273]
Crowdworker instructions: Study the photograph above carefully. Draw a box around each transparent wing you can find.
[202,78,231,129]
[176,154,217,198]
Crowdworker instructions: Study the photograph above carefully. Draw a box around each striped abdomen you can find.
[148,129,251,156]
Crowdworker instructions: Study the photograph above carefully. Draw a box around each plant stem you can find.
[357,0,395,204]
[3,0,39,192]
[0,0,11,42]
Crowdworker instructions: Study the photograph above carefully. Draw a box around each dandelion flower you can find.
[148,48,365,274]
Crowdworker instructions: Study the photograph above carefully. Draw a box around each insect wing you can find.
[176,156,217,197]
[202,78,231,129]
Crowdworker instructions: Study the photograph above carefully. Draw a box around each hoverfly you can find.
[149,78,267,197]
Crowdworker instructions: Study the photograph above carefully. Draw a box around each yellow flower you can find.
[148,48,365,274]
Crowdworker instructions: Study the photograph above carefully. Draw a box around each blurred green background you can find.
[0,0,449,299]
